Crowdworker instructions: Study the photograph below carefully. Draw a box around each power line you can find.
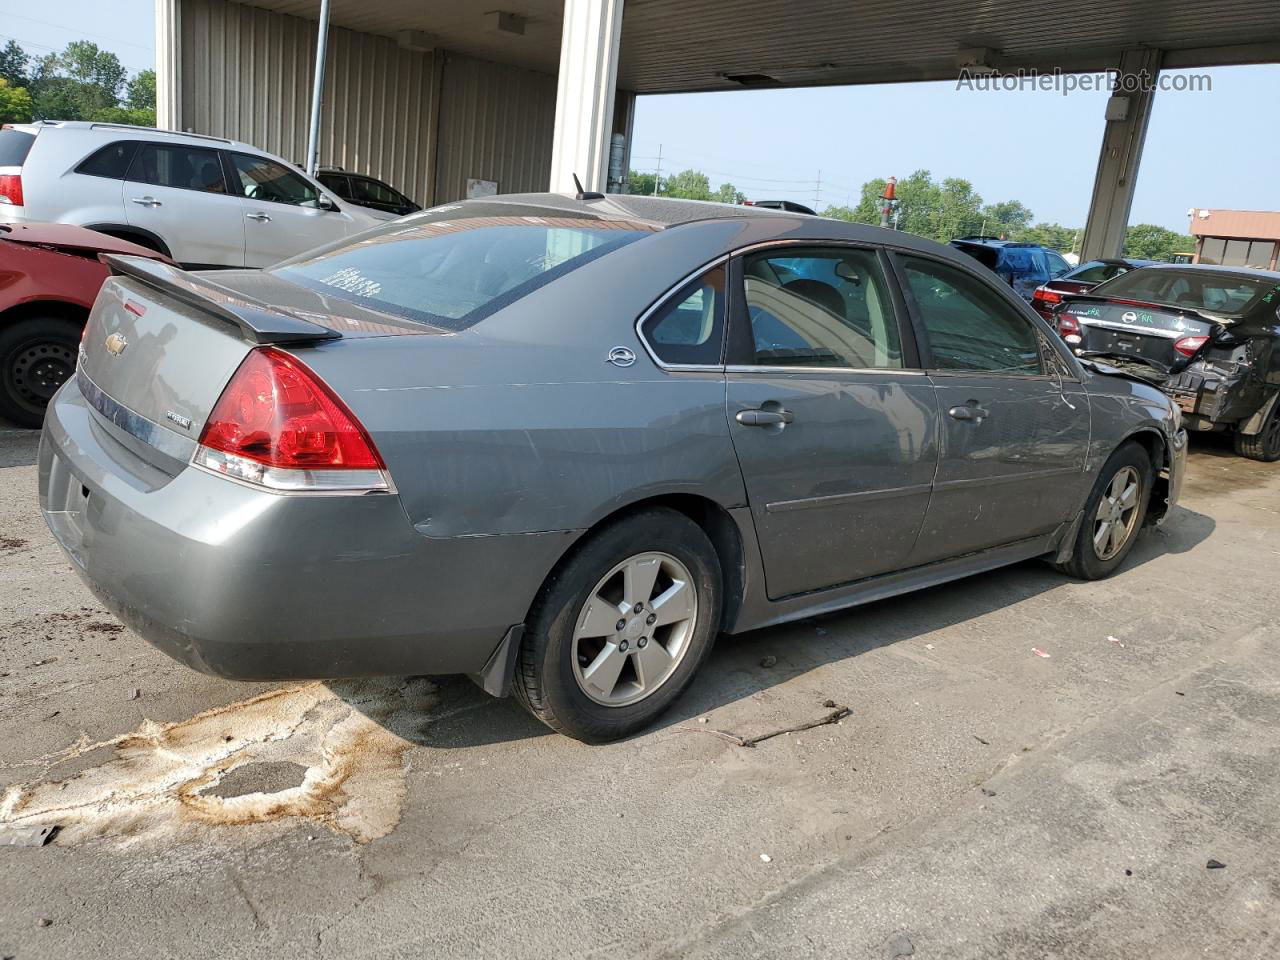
[0,32,152,74]
[0,11,156,54]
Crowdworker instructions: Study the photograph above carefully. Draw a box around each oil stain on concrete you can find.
[0,677,436,846]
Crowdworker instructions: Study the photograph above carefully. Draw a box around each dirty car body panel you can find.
[38,194,1186,689]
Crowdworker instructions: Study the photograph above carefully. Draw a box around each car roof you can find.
[950,236,1042,249]
[1132,262,1280,282]
[19,119,291,159]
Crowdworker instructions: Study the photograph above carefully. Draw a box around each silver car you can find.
[38,194,1187,742]
[0,121,388,268]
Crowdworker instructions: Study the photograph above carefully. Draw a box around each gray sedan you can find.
[38,194,1187,742]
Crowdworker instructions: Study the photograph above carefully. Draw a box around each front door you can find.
[227,152,356,267]
[123,140,245,267]
[725,245,940,599]
[894,253,1090,563]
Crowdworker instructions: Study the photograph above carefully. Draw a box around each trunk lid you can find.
[1060,296,1217,368]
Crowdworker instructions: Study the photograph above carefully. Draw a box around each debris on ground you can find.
[1125,869,1133,876]
[1031,648,1051,659]
[127,688,140,701]
[1176,691,1186,697]
[925,643,934,650]
[36,917,52,927]
[980,787,997,797]
[1108,636,1125,647]
[697,717,708,723]
[1206,859,1226,870]
[678,703,851,748]
[973,735,990,745]
[759,853,772,863]
[822,699,836,708]
[759,655,777,668]
[883,931,915,958]
[0,824,60,847]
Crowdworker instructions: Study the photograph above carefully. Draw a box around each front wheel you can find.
[1058,442,1153,580]
[514,507,722,743]
[0,316,82,428]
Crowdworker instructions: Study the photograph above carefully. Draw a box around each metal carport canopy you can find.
[225,0,1280,91]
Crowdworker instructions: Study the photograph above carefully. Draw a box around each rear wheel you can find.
[514,507,721,743]
[0,316,82,428]
[1233,399,1280,462]
[1058,442,1153,580]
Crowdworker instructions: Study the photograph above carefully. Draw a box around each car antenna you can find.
[572,173,605,202]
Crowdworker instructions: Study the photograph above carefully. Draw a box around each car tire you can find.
[1233,399,1280,462]
[514,507,722,743]
[1057,442,1153,581]
[0,316,82,428]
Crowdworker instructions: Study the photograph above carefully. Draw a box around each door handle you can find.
[130,196,161,207]
[948,402,990,423]
[246,212,272,222]
[736,407,795,427]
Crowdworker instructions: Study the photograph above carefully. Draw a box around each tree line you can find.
[0,39,155,127]
[629,166,1194,262]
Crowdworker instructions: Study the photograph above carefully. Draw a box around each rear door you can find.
[723,244,939,599]
[123,140,245,266]
[893,252,1090,563]
[228,152,355,266]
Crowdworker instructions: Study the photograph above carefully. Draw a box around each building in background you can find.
[1189,209,1280,269]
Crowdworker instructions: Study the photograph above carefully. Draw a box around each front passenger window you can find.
[230,153,320,207]
[901,256,1044,376]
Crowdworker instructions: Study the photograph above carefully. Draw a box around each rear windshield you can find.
[1093,269,1274,316]
[0,129,35,167]
[1067,260,1128,284]
[273,206,656,330]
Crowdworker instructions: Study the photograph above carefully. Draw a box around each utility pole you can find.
[652,144,662,196]
[813,169,821,210]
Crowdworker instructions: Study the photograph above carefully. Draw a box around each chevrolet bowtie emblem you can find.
[105,333,128,356]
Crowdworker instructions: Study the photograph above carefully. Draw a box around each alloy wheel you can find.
[1092,465,1142,561]
[571,551,697,707]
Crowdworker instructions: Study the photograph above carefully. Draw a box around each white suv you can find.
[0,121,392,268]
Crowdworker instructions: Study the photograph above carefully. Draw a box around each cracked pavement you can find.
[1,422,1278,959]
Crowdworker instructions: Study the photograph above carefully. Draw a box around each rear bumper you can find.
[38,380,575,681]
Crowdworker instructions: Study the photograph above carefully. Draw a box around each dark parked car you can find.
[949,236,1072,302]
[0,222,171,426]
[316,168,420,217]
[1030,257,1158,321]
[40,194,1185,743]
[1054,263,1280,460]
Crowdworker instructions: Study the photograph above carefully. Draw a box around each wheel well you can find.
[1,299,89,329]
[83,224,171,258]
[534,495,748,633]
[1125,429,1170,525]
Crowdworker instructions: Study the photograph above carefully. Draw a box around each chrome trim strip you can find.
[1076,318,1186,340]
[77,370,197,462]
[726,364,926,376]
[933,466,1081,492]
[766,482,933,514]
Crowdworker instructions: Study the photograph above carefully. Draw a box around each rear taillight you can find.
[0,174,23,206]
[1032,287,1062,306]
[1173,335,1208,358]
[1056,312,1082,345]
[193,347,389,493]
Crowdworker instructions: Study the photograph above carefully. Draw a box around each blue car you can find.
[949,236,1072,302]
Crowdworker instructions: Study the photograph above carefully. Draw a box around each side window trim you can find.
[634,256,730,370]
[723,240,925,373]
[887,248,1068,380]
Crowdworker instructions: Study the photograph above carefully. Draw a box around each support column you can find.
[304,0,332,177]
[549,0,624,194]
[155,0,181,131]
[1079,48,1163,261]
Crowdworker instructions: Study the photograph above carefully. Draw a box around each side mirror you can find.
[317,194,338,212]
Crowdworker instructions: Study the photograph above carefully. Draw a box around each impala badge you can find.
[606,346,636,368]
[105,333,128,356]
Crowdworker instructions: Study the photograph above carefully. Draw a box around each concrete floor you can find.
[1,423,1277,959]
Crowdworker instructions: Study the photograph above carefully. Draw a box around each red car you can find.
[0,223,171,426]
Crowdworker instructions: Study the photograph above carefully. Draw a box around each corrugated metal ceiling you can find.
[233,0,1280,92]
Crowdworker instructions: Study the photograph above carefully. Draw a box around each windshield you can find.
[1093,269,1274,316]
[273,206,655,330]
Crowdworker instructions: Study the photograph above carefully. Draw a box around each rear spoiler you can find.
[100,255,340,345]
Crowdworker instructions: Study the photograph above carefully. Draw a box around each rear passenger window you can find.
[640,265,726,366]
[739,247,903,369]
[128,143,227,194]
[901,256,1044,376]
[76,141,138,179]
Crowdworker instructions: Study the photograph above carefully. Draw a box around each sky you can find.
[4,0,1278,233]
